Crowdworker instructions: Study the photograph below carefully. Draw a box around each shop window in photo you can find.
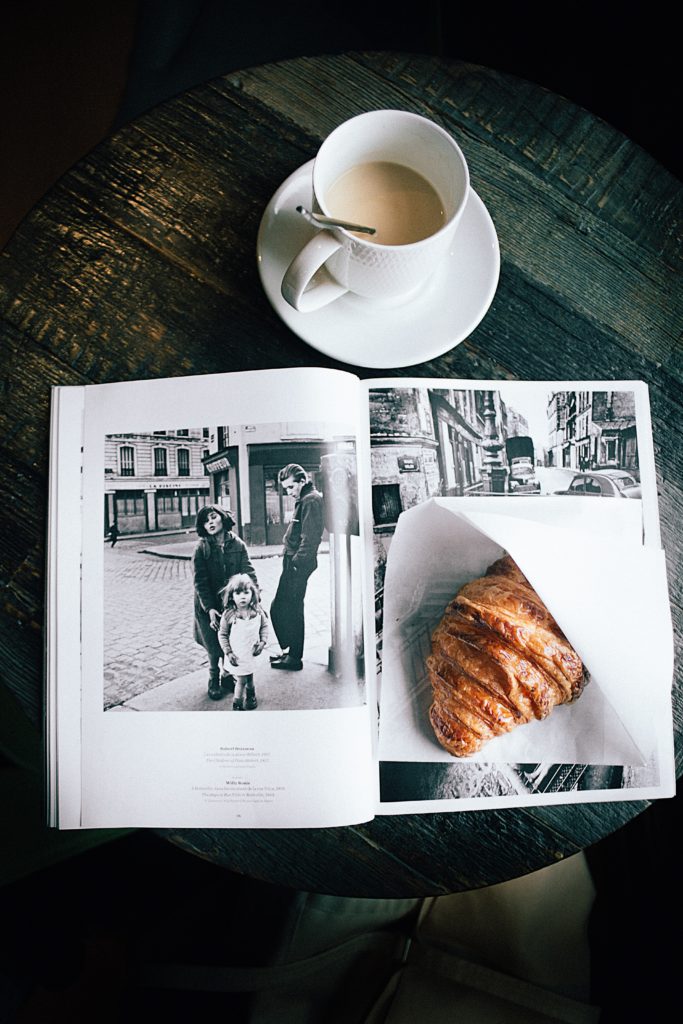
[604,437,618,463]
[114,492,146,532]
[372,483,402,526]
[265,476,281,526]
[157,493,180,513]
[116,494,145,516]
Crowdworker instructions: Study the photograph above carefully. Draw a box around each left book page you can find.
[46,367,377,829]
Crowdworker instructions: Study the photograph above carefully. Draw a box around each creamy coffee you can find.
[325,161,446,245]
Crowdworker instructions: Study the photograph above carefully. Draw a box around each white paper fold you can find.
[379,497,673,766]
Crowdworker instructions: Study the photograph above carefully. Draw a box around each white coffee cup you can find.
[280,109,470,312]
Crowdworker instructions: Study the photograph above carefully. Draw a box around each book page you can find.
[50,367,377,828]
[360,378,674,814]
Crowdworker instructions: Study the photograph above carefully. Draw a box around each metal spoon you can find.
[296,205,376,236]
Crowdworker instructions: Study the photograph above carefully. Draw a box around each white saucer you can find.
[257,160,500,369]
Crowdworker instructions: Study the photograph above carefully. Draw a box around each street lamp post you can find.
[481,391,508,494]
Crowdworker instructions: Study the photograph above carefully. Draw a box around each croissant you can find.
[426,554,586,756]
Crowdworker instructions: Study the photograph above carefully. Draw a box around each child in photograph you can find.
[192,505,258,701]
[219,573,269,711]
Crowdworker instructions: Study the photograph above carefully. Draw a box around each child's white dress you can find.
[228,614,262,676]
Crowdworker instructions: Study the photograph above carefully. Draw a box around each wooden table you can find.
[1,52,680,897]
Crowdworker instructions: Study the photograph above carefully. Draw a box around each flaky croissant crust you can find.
[426,555,586,757]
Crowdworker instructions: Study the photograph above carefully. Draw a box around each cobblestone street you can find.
[103,535,365,713]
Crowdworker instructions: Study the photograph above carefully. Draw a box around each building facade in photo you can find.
[104,429,211,535]
[369,387,519,539]
[105,421,357,542]
[546,391,638,474]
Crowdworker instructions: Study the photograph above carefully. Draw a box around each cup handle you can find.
[281,230,348,312]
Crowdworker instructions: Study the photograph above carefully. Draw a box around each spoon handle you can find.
[296,205,376,236]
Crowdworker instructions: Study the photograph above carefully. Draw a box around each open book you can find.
[47,369,675,828]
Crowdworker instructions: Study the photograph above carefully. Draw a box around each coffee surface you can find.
[325,161,446,245]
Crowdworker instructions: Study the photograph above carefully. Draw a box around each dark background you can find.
[1,2,680,1020]
[1,0,679,247]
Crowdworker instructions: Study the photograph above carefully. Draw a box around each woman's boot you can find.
[208,669,223,700]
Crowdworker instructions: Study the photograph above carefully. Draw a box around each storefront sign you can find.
[151,480,210,490]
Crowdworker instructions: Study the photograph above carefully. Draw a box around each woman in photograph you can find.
[192,504,258,701]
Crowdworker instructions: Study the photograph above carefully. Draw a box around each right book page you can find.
[360,379,675,814]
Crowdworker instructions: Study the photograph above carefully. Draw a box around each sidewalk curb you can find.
[139,548,284,561]
[139,545,330,562]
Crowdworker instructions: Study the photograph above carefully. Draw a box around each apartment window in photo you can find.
[119,445,135,477]
[372,483,402,526]
[177,448,190,476]
[154,447,168,476]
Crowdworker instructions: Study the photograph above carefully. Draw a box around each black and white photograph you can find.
[368,382,668,808]
[102,420,365,714]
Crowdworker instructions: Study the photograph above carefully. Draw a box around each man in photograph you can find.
[270,463,324,671]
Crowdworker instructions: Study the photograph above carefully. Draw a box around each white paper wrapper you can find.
[379,497,673,766]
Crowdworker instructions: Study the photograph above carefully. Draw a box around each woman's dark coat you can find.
[192,532,258,653]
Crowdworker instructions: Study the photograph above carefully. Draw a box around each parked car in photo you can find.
[551,469,641,498]
[534,466,577,494]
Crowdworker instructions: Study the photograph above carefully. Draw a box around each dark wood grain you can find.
[1,52,680,896]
